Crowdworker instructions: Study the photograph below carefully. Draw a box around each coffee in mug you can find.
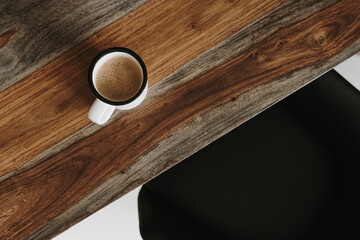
[95,56,143,102]
[88,47,148,125]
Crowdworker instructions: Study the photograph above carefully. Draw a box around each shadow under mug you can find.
[88,47,148,125]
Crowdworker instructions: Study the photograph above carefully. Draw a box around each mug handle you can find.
[88,98,115,125]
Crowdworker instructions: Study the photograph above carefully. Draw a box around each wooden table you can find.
[0,0,359,239]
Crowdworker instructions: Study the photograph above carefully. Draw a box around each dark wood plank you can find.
[0,0,286,181]
[0,0,359,239]
[0,0,147,92]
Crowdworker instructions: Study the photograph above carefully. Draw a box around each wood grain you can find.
[9,0,338,186]
[1,0,359,239]
[0,0,286,180]
[0,0,147,92]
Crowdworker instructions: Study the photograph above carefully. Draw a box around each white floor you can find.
[54,187,142,240]
[53,52,359,240]
[334,52,360,92]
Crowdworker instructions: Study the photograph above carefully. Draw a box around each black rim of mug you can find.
[88,47,148,106]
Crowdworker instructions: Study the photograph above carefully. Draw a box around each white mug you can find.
[88,47,148,125]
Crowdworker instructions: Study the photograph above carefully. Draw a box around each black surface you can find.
[138,70,360,240]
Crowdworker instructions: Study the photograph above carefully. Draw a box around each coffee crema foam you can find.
[95,56,142,102]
